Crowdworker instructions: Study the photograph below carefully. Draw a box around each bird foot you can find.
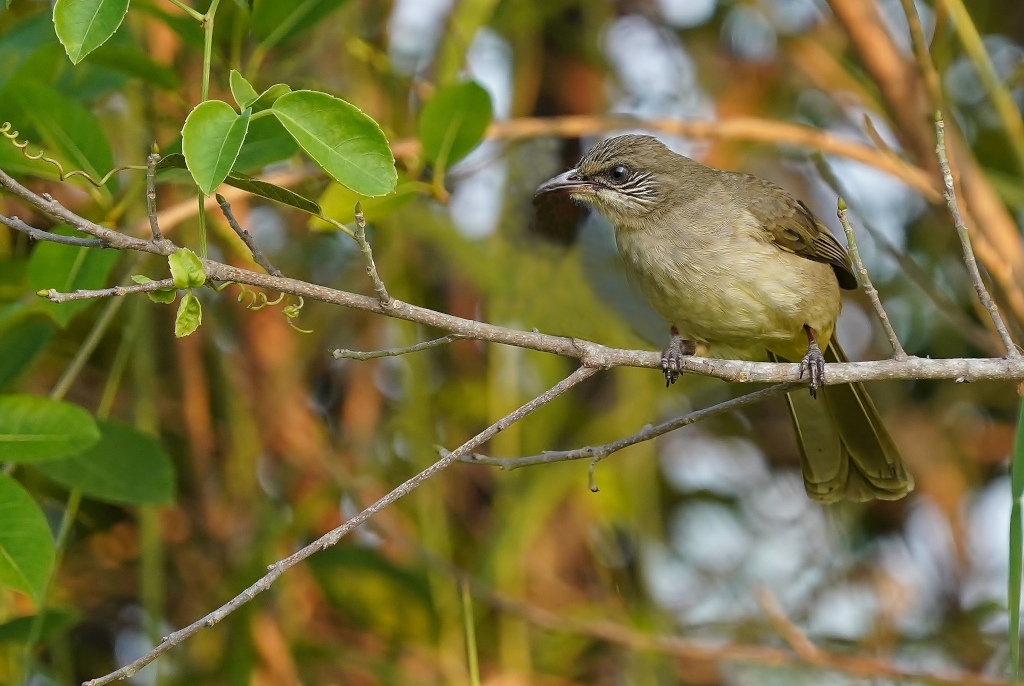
[661,328,695,387]
[800,341,825,399]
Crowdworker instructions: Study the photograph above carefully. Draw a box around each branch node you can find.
[572,338,612,369]
[587,450,609,492]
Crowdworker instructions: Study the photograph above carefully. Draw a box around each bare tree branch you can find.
[5,162,1021,386]
[462,384,797,474]
[82,364,599,686]
[756,587,825,665]
[146,150,163,242]
[40,278,175,304]
[836,199,907,359]
[935,113,1020,358]
[353,202,391,306]
[0,213,107,248]
[215,193,281,276]
[331,334,467,360]
[814,156,1000,356]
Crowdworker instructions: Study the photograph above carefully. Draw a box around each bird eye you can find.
[609,166,628,183]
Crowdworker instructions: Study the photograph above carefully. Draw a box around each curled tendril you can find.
[282,297,312,333]
[235,285,285,310]
[1,121,143,187]
[226,283,311,333]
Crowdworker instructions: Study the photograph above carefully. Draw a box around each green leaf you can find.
[1010,397,1024,681]
[229,70,259,110]
[34,421,175,505]
[310,175,417,229]
[232,116,298,172]
[249,83,291,112]
[222,171,321,215]
[26,227,120,327]
[0,314,54,390]
[272,90,397,197]
[174,292,202,338]
[0,474,54,604]
[418,81,492,168]
[156,153,317,214]
[168,249,205,289]
[0,609,78,643]
[181,100,251,195]
[131,275,176,304]
[53,0,130,64]
[234,0,255,10]
[250,0,350,48]
[0,395,100,463]
[8,82,116,193]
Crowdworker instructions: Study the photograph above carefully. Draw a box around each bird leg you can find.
[662,326,696,387]
[799,325,825,399]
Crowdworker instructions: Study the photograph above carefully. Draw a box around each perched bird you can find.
[535,134,913,503]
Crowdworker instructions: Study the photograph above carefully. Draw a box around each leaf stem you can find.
[165,0,204,22]
[196,0,222,259]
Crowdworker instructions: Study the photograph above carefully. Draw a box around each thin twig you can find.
[755,587,824,665]
[146,150,163,242]
[935,113,1020,358]
[331,334,467,360]
[353,202,391,306]
[813,156,999,356]
[215,194,281,276]
[0,214,106,248]
[462,384,796,471]
[836,198,907,359]
[81,364,598,686]
[40,279,176,304]
[899,0,943,110]
[3,168,1024,386]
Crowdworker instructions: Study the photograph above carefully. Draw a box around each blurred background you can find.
[2,0,1024,683]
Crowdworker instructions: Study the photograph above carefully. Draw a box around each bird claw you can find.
[661,330,694,387]
[800,342,825,399]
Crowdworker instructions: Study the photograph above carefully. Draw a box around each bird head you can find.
[535,134,693,230]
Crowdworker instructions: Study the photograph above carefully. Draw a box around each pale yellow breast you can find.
[614,208,841,361]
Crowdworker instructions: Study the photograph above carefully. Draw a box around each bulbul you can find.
[536,134,913,503]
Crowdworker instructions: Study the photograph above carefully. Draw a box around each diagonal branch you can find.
[82,364,599,686]
[352,202,391,306]
[215,193,281,276]
[146,150,163,242]
[462,384,797,474]
[0,214,107,248]
[935,114,1020,358]
[40,278,175,304]
[836,199,907,359]
[331,334,467,360]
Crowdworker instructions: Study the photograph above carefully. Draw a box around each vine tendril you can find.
[1,121,144,187]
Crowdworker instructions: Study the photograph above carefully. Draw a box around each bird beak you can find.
[535,169,595,198]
